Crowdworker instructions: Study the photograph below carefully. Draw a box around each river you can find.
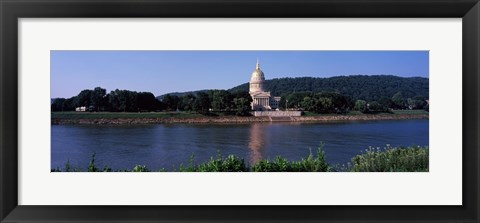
[51,119,428,171]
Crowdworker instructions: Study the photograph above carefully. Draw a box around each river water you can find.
[51,119,428,171]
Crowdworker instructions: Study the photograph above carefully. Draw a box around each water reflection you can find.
[52,120,429,170]
[248,123,268,164]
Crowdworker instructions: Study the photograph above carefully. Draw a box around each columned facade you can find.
[249,60,281,111]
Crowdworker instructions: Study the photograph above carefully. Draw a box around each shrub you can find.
[290,148,330,172]
[56,145,428,172]
[132,165,150,172]
[252,148,329,172]
[350,145,429,172]
[252,156,291,172]
[65,159,72,172]
[88,153,98,172]
[103,165,112,172]
[195,154,248,172]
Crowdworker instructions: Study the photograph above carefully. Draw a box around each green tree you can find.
[315,97,333,114]
[163,94,181,111]
[392,92,405,109]
[179,94,196,111]
[75,89,92,108]
[231,91,252,116]
[211,90,233,111]
[301,96,315,111]
[108,89,137,112]
[136,92,160,112]
[193,92,211,114]
[407,95,427,109]
[285,92,312,109]
[378,97,394,110]
[368,101,383,112]
[354,100,367,113]
[316,92,352,114]
[51,98,76,111]
[90,87,107,111]
[233,98,251,116]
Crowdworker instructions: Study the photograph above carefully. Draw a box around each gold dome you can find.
[249,60,265,92]
[250,61,265,83]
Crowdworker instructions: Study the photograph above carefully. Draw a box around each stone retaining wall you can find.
[251,111,302,117]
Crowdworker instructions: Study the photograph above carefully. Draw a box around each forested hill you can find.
[228,75,429,101]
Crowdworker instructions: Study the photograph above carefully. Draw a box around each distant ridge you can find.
[228,75,428,101]
[156,89,209,101]
[158,75,429,101]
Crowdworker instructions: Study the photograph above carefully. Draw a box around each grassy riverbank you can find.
[52,145,429,172]
[51,110,428,124]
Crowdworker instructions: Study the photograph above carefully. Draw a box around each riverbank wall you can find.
[51,114,428,125]
[251,111,302,117]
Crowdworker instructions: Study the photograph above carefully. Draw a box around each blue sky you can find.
[51,51,429,98]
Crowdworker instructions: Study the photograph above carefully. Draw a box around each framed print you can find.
[1,0,479,222]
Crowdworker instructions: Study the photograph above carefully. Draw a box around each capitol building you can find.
[249,60,281,111]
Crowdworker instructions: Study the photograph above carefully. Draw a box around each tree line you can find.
[52,75,429,116]
[51,87,162,112]
[51,87,253,116]
[280,91,428,114]
[160,90,252,115]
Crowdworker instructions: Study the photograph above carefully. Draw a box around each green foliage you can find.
[407,95,428,110]
[349,145,429,172]
[229,75,429,103]
[53,87,163,112]
[391,92,406,109]
[290,148,330,172]
[287,92,352,114]
[193,91,211,114]
[178,154,197,172]
[88,153,98,172]
[354,100,367,113]
[179,94,196,111]
[378,97,394,110]
[65,159,72,172]
[158,90,251,116]
[51,167,62,172]
[315,97,334,114]
[53,75,429,115]
[232,91,253,116]
[132,165,150,172]
[177,153,248,172]
[51,97,77,112]
[232,97,251,116]
[91,87,107,111]
[103,165,112,172]
[283,92,312,109]
[162,94,181,111]
[252,148,329,172]
[195,155,248,172]
[55,146,428,172]
[109,89,162,112]
[367,101,385,112]
[211,90,233,111]
[252,156,290,172]
[75,89,93,108]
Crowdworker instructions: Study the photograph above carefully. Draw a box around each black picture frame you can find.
[1,0,479,222]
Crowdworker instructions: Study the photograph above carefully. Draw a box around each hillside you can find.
[156,89,209,101]
[228,75,428,101]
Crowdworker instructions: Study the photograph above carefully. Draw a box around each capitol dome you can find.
[249,60,265,92]
[250,62,265,83]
